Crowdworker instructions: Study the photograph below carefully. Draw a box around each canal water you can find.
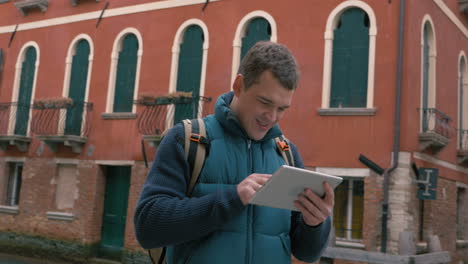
[0,253,66,264]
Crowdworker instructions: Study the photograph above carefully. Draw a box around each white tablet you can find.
[248,165,343,211]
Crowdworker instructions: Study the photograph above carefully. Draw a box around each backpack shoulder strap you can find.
[274,135,295,167]
[182,118,209,196]
[148,119,209,264]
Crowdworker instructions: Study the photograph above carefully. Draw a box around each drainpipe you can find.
[381,0,406,253]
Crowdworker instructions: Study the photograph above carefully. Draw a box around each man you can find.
[134,41,334,264]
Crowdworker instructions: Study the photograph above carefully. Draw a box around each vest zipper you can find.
[246,139,253,264]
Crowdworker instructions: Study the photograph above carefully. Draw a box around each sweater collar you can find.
[214,92,283,141]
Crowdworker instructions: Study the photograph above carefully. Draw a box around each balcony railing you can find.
[0,102,32,152]
[14,0,48,16]
[418,108,453,152]
[136,95,212,147]
[31,101,93,153]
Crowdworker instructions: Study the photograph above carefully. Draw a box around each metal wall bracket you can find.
[69,0,100,7]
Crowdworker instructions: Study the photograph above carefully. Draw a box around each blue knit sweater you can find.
[134,92,330,263]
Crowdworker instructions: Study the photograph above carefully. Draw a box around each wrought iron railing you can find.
[31,101,93,137]
[136,96,212,136]
[419,108,453,138]
[0,102,31,136]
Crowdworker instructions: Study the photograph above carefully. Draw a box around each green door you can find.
[241,17,271,59]
[174,26,203,124]
[65,39,90,136]
[14,47,37,136]
[113,34,138,113]
[100,166,131,260]
[422,23,430,132]
[330,8,369,108]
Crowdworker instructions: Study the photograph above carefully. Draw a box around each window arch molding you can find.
[321,1,377,109]
[420,15,437,113]
[166,19,209,128]
[230,10,277,85]
[105,27,143,113]
[8,41,40,136]
[169,18,209,96]
[62,34,94,103]
[458,51,467,148]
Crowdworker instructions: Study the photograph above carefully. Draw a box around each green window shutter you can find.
[15,47,36,136]
[174,26,203,124]
[422,24,430,132]
[65,39,90,136]
[330,8,369,108]
[241,17,271,60]
[113,34,138,113]
[459,61,464,147]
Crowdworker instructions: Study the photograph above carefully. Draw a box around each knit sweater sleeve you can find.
[134,123,245,249]
[289,143,331,262]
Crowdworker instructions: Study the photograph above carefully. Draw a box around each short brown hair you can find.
[238,41,300,90]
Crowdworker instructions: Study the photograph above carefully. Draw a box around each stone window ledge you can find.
[335,239,365,249]
[46,211,75,221]
[318,108,377,116]
[0,205,19,215]
[101,112,137,120]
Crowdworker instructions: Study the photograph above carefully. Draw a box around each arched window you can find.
[65,39,90,135]
[106,28,143,114]
[231,11,277,85]
[459,54,467,149]
[113,34,139,112]
[240,17,271,59]
[321,1,377,111]
[421,19,436,132]
[330,8,369,108]
[174,25,204,124]
[14,46,37,136]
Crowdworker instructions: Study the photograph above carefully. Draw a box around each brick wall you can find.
[125,161,149,251]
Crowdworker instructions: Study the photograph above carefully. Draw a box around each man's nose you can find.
[265,109,278,122]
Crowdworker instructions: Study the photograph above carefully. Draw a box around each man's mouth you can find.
[256,119,270,130]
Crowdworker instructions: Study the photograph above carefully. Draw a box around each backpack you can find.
[148,118,295,264]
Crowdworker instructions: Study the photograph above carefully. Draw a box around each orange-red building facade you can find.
[0,0,467,263]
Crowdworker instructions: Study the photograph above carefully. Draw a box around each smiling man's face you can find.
[231,70,294,141]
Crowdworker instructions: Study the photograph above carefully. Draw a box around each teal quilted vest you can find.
[166,113,293,264]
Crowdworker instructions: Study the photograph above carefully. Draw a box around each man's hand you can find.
[294,181,334,227]
[237,173,271,205]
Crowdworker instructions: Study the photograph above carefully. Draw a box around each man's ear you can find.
[233,74,244,97]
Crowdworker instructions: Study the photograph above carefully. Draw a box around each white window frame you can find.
[419,16,437,133]
[458,52,467,149]
[166,19,209,129]
[105,28,143,114]
[60,34,94,136]
[230,10,277,86]
[8,42,40,136]
[316,167,368,243]
[6,162,23,207]
[321,1,377,109]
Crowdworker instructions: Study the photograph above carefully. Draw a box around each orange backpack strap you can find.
[274,135,295,167]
